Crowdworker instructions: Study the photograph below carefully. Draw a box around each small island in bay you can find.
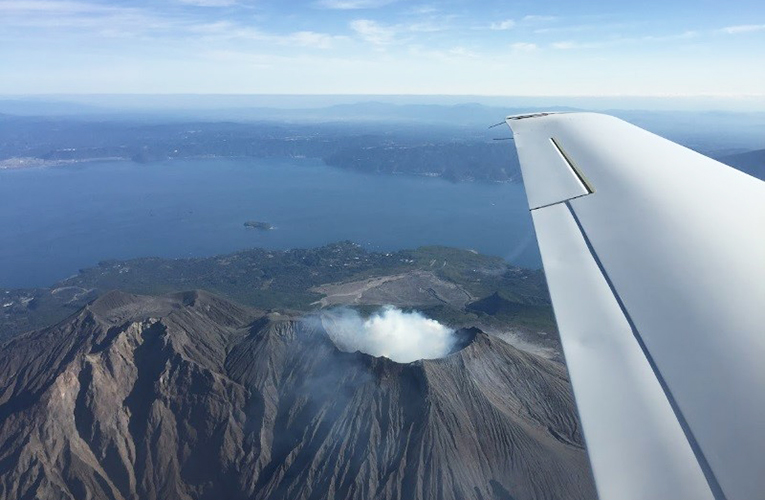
[244,220,274,230]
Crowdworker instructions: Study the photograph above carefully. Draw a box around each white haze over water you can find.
[320,307,457,363]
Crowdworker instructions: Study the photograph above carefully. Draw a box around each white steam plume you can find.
[320,306,457,363]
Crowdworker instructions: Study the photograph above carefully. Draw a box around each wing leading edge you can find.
[506,112,765,500]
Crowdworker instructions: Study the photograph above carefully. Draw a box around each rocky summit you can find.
[0,290,595,500]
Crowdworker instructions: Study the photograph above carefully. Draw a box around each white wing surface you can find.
[505,112,765,500]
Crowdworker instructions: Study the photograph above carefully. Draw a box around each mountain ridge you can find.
[0,290,594,500]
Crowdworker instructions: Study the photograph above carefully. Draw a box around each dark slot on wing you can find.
[550,137,595,194]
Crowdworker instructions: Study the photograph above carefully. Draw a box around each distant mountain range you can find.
[2,102,764,183]
[0,290,595,500]
[0,113,521,182]
[0,98,570,125]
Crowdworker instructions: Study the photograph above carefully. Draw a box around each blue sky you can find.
[1,0,764,96]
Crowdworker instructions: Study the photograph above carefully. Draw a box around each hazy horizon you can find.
[1,1,763,97]
[3,93,765,113]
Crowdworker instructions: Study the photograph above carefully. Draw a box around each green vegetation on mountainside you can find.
[1,242,553,341]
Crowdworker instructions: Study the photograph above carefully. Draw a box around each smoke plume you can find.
[320,306,457,363]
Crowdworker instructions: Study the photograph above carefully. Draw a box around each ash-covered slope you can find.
[0,291,595,500]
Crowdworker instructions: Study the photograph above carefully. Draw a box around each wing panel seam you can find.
[530,193,590,212]
[563,200,727,500]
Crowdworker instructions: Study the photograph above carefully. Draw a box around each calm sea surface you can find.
[0,158,540,288]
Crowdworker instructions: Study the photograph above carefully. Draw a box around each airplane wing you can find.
[505,112,765,500]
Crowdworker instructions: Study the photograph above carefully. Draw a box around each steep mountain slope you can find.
[0,291,594,500]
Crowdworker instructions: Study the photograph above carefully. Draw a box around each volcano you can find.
[0,290,594,500]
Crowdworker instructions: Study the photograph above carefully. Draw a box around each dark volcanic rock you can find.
[0,291,595,500]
